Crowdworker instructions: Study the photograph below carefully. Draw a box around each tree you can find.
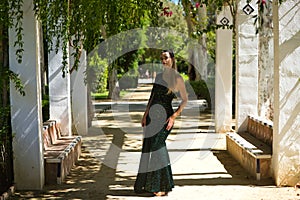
[139,0,189,73]
[0,0,163,190]
[33,0,163,98]
[179,0,236,81]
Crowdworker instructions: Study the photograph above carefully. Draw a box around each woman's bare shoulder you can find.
[175,73,184,82]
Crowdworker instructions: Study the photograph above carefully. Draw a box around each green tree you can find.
[138,1,189,75]
[179,0,236,81]
[33,0,163,98]
[0,1,163,190]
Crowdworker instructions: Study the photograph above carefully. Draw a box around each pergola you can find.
[9,0,300,190]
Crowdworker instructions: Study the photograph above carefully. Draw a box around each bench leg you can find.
[57,162,62,184]
[256,159,261,180]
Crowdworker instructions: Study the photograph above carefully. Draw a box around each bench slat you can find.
[226,131,272,180]
[43,120,82,185]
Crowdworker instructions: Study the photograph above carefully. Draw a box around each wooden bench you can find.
[42,120,82,184]
[226,115,273,180]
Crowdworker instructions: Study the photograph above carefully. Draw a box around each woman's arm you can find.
[141,89,154,127]
[166,75,188,130]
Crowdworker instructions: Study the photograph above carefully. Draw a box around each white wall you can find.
[9,0,44,190]
[273,0,300,186]
[215,6,233,133]
[235,0,259,132]
[70,50,88,135]
[257,0,274,120]
[48,42,72,136]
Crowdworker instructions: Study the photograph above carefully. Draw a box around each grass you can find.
[92,74,188,100]
[91,90,128,100]
[91,91,109,100]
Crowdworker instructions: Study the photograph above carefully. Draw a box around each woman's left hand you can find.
[166,116,175,131]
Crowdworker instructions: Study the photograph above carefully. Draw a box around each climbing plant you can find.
[0,0,26,193]
[33,0,163,98]
[0,0,163,191]
[33,0,163,77]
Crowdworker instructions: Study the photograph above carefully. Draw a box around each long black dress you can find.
[134,73,175,193]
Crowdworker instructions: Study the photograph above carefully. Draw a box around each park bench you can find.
[42,120,82,184]
[226,115,273,180]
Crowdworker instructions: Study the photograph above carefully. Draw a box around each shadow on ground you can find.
[11,120,275,199]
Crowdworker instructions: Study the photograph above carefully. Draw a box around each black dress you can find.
[134,73,175,193]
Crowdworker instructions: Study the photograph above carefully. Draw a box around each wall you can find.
[9,0,44,190]
[258,0,274,120]
[215,5,233,133]
[70,50,88,136]
[235,0,259,132]
[48,42,72,136]
[273,0,300,186]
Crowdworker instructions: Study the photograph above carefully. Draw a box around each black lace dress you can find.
[134,73,175,193]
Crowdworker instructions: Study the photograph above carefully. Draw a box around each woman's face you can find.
[160,52,173,69]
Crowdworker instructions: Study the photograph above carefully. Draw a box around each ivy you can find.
[6,70,25,96]
[0,0,25,97]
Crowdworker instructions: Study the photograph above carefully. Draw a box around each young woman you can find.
[134,50,188,196]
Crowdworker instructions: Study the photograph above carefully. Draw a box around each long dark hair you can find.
[161,49,178,93]
[161,49,177,70]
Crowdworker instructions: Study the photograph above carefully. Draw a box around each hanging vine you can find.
[0,0,25,94]
[0,0,25,64]
[33,0,162,77]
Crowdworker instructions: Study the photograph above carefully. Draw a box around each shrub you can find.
[118,74,138,90]
[186,78,214,107]
[118,64,139,90]
[87,54,108,93]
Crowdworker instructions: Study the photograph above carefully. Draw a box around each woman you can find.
[134,50,188,196]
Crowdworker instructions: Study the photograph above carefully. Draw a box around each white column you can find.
[70,50,88,135]
[273,0,300,186]
[258,0,274,120]
[215,5,233,133]
[9,0,44,190]
[235,0,259,132]
[48,43,72,136]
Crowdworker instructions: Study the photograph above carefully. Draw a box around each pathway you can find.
[11,82,300,200]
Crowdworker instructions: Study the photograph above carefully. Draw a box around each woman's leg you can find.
[144,126,174,193]
[134,136,151,193]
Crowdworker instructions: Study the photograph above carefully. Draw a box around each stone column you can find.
[273,0,300,186]
[235,0,259,132]
[258,0,274,120]
[9,0,44,190]
[48,43,72,136]
[215,5,233,133]
[70,50,88,135]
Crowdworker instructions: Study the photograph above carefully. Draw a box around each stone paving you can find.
[11,83,300,200]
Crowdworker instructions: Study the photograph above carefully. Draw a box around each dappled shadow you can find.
[174,150,274,187]
[11,123,275,199]
[12,125,128,199]
[11,86,278,199]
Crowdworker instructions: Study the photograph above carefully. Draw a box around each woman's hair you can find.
[161,49,178,93]
[161,49,177,71]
